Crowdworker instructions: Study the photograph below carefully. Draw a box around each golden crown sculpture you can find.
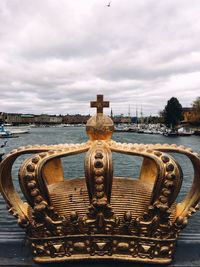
[0,95,200,264]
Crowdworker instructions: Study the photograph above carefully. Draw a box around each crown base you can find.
[33,255,172,264]
[31,235,175,264]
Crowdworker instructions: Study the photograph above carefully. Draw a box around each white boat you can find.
[0,125,19,138]
[6,126,30,134]
[163,127,194,137]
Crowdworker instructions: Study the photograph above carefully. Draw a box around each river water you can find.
[0,126,200,239]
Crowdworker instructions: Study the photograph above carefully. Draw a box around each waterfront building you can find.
[62,114,90,124]
[182,107,200,124]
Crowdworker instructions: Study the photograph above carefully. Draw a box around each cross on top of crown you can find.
[90,95,109,114]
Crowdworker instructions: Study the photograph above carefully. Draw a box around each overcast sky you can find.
[0,0,200,116]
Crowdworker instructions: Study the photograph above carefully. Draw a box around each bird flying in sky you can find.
[107,1,111,7]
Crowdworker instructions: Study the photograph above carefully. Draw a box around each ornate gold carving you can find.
[83,140,119,234]
[0,95,200,264]
[31,236,175,263]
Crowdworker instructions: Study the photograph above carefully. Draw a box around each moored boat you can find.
[6,126,30,134]
[0,125,19,138]
[163,128,194,137]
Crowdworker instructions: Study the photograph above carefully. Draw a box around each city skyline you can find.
[0,0,200,116]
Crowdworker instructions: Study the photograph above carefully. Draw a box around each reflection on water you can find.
[0,126,200,237]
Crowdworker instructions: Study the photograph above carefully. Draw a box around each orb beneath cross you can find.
[86,95,114,141]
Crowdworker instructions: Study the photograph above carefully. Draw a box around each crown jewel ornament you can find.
[0,95,200,264]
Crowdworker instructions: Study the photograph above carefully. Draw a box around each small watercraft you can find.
[0,125,19,138]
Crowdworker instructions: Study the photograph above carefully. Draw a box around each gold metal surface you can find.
[0,95,200,264]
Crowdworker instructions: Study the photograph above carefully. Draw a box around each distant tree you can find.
[192,97,200,120]
[158,110,165,123]
[164,97,183,129]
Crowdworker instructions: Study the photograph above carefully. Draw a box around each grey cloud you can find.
[0,0,200,116]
